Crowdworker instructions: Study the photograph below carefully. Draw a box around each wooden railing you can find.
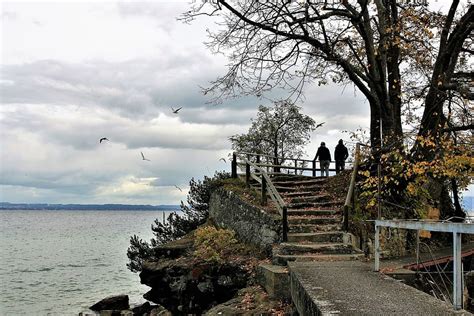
[343,143,361,231]
[231,149,360,235]
[233,151,353,177]
[233,154,289,241]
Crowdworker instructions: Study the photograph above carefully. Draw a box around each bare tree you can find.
[182,0,473,150]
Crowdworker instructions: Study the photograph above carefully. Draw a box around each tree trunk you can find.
[273,143,280,173]
[369,99,403,152]
[451,179,465,220]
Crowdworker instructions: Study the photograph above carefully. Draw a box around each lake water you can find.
[0,210,175,315]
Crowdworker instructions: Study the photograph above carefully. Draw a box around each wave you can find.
[38,267,54,272]
[57,263,87,268]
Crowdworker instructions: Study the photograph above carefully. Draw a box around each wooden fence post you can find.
[261,176,267,205]
[312,160,316,177]
[343,143,360,232]
[245,162,250,187]
[231,152,237,178]
[294,159,298,175]
[343,205,349,232]
[282,206,288,242]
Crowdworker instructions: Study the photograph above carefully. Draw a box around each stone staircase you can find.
[268,175,363,265]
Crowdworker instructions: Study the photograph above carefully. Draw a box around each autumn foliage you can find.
[358,133,473,218]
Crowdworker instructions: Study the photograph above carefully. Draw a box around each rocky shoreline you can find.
[80,228,292,315]
[79,184,294,315]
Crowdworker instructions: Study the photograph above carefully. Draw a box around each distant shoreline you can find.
[0,202,181,211]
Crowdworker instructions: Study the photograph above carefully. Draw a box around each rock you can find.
[140,258,250,314]
[204,286,295,315]
[97,311,133,316]
[153,236,194,259]
[197,279,214,293]
[131,302,151,315]
[90,295,129,312]
[217,275,232,286]
[149,306,172,316]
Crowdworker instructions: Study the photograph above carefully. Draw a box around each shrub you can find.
[193,226,237,263]
[127,171,230,272]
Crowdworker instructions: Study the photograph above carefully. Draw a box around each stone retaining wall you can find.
[209,187,282,252]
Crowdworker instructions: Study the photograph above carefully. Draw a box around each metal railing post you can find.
[282,206,288,242]
[245,162,250,187]
[453,232,463,310]
[261,176,267,205]
[231,152,237,178]
[377,162,382,219]
[375,224,380,272]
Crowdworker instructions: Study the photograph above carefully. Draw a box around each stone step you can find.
[288,216,340,225]
[287,209,339,216]
[289,223,341,233]
[272,253,365,265]
[274,186,299,192]
[281,191,315,198]
[256,264,290,300]
[276,242,360,255]
[288,194,332,204]
[271,175,316,182]
[286,184,327,192]
[287,231,345,243]
[287,201,343,209]
[272,179,327,187]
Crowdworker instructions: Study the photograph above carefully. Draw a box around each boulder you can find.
[131,302,151,316]
[149,305,172,316]
[140,258,250,314]
[98,311,131,316]
[90,295,129,312]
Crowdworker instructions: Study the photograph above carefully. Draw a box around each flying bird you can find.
[219,158,226,163]
[99,137,109,143]
[141,151,151,161]
[174,185,182,192]
[171,107,182,114]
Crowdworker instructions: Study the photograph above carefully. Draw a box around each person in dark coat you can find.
[334,139,349,174]
[314,142,331,177]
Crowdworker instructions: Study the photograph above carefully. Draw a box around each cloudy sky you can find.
[1,0,416,206]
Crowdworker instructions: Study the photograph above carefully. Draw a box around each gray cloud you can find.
[0,1,376,205]
[1,58,266,123]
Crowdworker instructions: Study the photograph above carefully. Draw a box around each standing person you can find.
[314,142,331,177]
[334,139,349,174]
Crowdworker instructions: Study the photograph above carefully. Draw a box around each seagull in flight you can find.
[141,151,151,161]
[171,107,182,114]
[174,185,182,192]
[219,158,226,163]
[99,137,109,143]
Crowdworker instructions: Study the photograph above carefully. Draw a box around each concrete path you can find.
[289,261,471,315]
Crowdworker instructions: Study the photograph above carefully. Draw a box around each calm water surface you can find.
[0,210,174,315]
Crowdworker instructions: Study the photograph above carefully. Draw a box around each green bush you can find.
[127,171,230,272]
[193,226,237,263]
